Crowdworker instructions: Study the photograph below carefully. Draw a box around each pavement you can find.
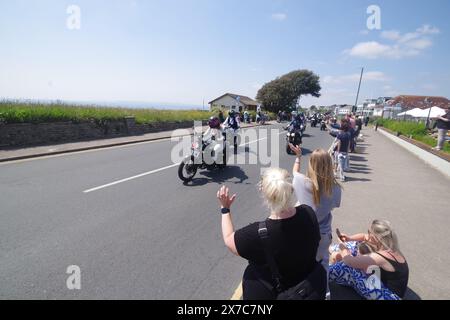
[0,123,448,299]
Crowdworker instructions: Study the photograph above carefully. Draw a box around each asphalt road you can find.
[0,123,334,299]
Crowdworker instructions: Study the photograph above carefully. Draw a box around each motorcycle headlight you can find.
[291,133,295,137]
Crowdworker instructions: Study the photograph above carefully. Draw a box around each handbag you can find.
[257,211,327,300]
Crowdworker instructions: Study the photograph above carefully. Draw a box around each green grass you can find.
[0,101,212,125]
[375,118,450,154]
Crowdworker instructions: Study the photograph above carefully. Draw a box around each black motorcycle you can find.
[320,120,327,131]
[285,125,303,155]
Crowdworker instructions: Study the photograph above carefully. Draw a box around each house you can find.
[209,93,260,112]
[335,105,354,116]
[357,99,378,116]
[382,95,449,119]
[388,95,450,110]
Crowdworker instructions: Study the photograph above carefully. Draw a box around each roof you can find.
[388,95,450,109]
[209,93,259,106]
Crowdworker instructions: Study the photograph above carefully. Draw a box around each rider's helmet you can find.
[229,110,236,117]
[208,116,221,129]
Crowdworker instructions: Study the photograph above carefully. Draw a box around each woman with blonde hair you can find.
[216,168,324,300]
[329,220,409,300]
[289,145,342,297]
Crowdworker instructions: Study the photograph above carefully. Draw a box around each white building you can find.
[336,105,354,116]
[209,93,260,112]
[357,99,377,116]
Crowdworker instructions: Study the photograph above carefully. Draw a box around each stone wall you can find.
[0,118,203,148]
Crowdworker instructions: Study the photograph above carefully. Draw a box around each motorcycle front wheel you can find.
[178,157,198,182]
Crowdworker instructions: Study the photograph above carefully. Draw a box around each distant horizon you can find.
[0,97,206,110]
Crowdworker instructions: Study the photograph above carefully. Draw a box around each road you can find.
[0,123,334,299]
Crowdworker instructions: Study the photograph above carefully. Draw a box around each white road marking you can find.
[82,130,284,193]
[83,163,180,193]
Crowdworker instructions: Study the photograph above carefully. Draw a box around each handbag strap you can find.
[258,221,284,293]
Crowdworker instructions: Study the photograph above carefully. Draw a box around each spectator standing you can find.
[433,106,450,151]
[290,145,342,299]
[217,169,323,300]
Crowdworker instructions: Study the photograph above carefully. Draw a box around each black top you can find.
[356,118,363,131]
[376,252,409,298]
[337,132,351,153]
[234,205,320,288]
[436,110,450,130]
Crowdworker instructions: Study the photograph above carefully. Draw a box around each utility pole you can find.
[354,67,364,114]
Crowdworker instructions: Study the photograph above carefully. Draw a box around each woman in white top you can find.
[289,144,342,283]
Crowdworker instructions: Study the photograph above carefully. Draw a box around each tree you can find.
[257,70,321,113]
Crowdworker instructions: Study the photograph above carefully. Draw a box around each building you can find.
[209,93,260,112]
[357,99,378,116]
[335,105,354,116]
[382,95,449,119]
[388,95,449,110]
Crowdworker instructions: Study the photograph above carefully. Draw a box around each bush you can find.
[0,101,211,125]
[376,118,449,154]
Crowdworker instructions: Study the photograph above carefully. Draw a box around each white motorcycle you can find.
[178,130,228,183]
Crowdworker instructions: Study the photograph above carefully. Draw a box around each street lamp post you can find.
[354,67,364,114]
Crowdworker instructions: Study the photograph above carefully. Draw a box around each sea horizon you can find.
[0,98,206,111]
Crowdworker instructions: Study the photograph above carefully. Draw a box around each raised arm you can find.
[289,144,302,175]
[217,186,239,256]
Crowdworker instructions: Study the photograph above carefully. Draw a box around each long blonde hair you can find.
[307,149,340,206]
[259,168,297,214]
[370,220,401,252]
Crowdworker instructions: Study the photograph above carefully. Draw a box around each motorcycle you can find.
[178,132,228,182]
[223,126,240,155]
[285,125,303,155]
[256,113,264,125]
[300,123,305,134]
[320,120,327,131]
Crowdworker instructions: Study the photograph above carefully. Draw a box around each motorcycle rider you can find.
[202,116,226,165]
[223,110,240,154]
[288,112,303,132]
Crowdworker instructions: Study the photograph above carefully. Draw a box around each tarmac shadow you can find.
[284,147,313,157]
[184,166,250,186]
[344,177,371,182]
[349,155,368,162]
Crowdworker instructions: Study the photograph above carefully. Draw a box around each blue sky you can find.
[1,0,449,108]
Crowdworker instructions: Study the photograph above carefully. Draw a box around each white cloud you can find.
[271,13,287,21]
[381,30,401,41]
[346,42,391,59]
[323,71,388,85]
[417,24,440,35]
[346,24,439,59]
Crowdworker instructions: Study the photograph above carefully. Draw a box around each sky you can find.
[1,0,449,108]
